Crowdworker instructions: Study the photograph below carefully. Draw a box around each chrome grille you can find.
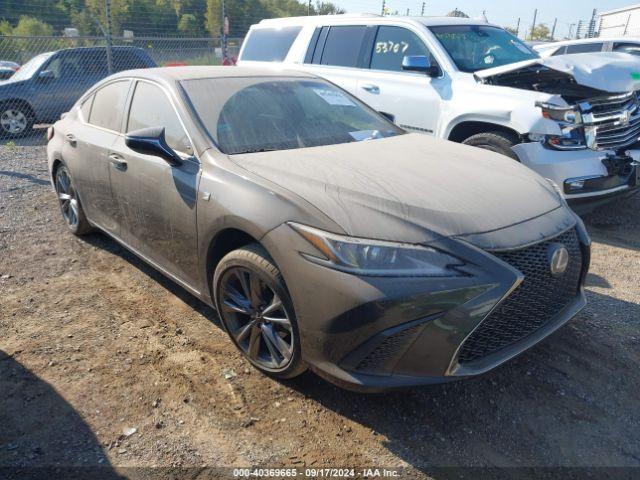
[583,91,640,151]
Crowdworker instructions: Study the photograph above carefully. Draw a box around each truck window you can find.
[613,42,640,56]
[565,43,603,54]
[319,26,368,67]
[241,26,302,62]
[370,26,432,72]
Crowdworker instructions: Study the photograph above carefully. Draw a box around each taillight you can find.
[47,126,54,141]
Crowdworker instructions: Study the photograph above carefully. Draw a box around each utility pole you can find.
[587,8,597,38]
[381,0,386,16]
[308,0,311,15]
[104,0,113,74]
[551,17,557,40]
[515,17,520,38]
[421,2,426,16]
[529,9,537,40]
[221,0,228,63]
[568,23,575,39]
[406,8,410,16]
[576,20,583,39]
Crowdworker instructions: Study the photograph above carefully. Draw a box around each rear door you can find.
[108,79,200,287]
[356,25,442,135]
[64,79,131,235]
[303,25,370,96]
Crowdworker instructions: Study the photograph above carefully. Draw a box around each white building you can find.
[599,4,640,37]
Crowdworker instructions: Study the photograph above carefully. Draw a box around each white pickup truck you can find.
[238,15,640,207]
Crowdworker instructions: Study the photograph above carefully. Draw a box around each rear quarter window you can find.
[241,26,302,62]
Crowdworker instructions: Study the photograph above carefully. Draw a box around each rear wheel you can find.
[462,131,520,161]
[213,244,306,379]
[54,164,92,236]
[0,102,34,138]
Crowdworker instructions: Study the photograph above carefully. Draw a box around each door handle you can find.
[65,133,77,145]
[361,84,380,94]
[109,153,128,171]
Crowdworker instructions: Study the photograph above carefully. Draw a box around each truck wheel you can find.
[462,131,520,161]
[213,243,307,379]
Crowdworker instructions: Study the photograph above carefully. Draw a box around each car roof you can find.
[544,37,639,47]
[109,65,317,83]
[256,14,496,28]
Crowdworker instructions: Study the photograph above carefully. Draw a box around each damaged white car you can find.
[238,16,640,207]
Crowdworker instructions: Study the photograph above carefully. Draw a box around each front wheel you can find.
[213,244,306,379]
[462,131,520,161]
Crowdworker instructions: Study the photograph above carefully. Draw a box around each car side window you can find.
[319,25,368,67]
[370,26,433,72]
[240,27,302,62]
[550,46,567,56]
[613,42,640,56]
[80,94,94,121]
[88,80,130,131]
[565,43,603,54]
[45,53,83,79]
[127,81,191,154]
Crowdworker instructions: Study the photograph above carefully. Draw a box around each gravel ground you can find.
[1,145,639,479]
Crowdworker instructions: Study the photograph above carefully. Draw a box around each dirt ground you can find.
[1,145,639,479]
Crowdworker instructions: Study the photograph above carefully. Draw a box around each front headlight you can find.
[534,101,587,150]
[289,223,465,277]
[536,101,581,124]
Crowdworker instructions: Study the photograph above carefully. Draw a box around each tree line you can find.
[0,0,345,38]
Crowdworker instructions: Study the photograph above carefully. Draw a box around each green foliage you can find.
[0,0,345,38]
[527,23,552,41]
[10,16,55,36]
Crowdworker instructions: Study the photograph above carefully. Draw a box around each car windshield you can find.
[10,52,53,81]
[181,77,404,154]
[429,25,539,72]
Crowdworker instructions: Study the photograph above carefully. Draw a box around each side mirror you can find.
[38,70,55,81]
[402,55,441,77]
[125,126,182,165]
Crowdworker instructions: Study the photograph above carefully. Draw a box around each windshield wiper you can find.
[233,147,279,154]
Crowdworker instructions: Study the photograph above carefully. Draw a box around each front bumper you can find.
[262,217,590,392]
[512,142,639,202]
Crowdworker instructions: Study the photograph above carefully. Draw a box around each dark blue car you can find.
[0,46,156,137]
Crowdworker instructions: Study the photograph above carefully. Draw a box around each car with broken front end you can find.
[238,15,640,208]
[47,66,590,391]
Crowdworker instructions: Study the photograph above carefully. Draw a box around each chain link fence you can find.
[0,35,243,144]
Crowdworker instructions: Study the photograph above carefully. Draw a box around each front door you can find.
[356,26,443,136]
[108,80,200,288]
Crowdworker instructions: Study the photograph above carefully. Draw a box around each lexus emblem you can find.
[548,244,569,276]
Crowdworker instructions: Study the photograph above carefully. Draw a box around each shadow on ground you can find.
[0,350,122,479]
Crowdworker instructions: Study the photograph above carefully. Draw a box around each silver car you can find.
[47,67,590,391]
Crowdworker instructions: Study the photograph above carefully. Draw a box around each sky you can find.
[335,0,639,39]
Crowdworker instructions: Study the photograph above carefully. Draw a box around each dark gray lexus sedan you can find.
[47,66,590,391]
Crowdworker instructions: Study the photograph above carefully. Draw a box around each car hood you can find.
[0,77,28,87]
[475,52,640,93]
[230,134,562,245]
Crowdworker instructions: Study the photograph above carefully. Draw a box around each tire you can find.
[54,164,93,236]
[462,131,520,161]
[213,243,306,379]
[0,101,34,138]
